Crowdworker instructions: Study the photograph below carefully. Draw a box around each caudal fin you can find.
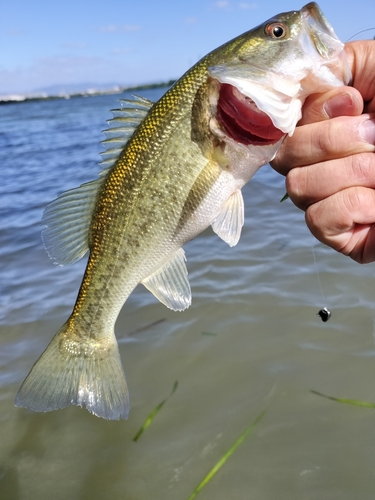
[15,323,130,420]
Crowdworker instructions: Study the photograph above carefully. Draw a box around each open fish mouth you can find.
[216,83,285,146]
[209,2,351,146]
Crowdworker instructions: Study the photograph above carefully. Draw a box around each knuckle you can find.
[348,153,374,182]
[270,154,282,173]
[343,186,367,213]
[271,138,292,174]
[285,168,307,208]
[317,122,341,157]
[313,118,357,159]
[305,204,320,233]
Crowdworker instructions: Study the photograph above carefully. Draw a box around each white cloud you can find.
[212,1,257,11]
[98,24,141,33]
[6,29,26,36]
[112,47,133,55]
[0,55,122,94]
[238,2,257,9]
[214,1,230,9]
[62,42,88,49]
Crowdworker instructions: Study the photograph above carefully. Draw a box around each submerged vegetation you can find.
[133,378,266,499]
[133,381,179,442]
[186,410,266,500]
[311,390,375,408]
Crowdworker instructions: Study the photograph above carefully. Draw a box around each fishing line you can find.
[310,237,331,322]
[310,26,375,321]
[345,28,375,42]
[281,195,331,321]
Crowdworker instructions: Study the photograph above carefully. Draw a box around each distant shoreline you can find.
[0,80,176,105]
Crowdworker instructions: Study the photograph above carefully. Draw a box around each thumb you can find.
[298,86,363,126]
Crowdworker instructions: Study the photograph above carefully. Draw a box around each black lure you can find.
[317,307,331,322]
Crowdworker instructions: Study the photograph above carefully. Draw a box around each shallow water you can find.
[1,89,375,499]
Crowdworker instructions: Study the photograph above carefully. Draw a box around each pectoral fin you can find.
[211,189,244,247]
[142,249,191,311]
[42,177,106,265]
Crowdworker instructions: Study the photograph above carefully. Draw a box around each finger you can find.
[364,99,375,114]
[345,41,375,109]
[272,113,375,176]
[298,86,363,126]
[286,151,375,211]
[305,186,375,264]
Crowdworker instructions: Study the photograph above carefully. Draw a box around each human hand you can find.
[271,41,375,263]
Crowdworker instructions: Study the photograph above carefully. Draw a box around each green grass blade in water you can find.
[311,389,375,408]
[187,410,266,500]
[133,381,178,442]
[280,193,289,202]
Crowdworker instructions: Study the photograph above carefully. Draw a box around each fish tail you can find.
[15,321,129,420]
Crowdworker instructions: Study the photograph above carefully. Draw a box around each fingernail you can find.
[323,93,356,118]
[359,118,375,145]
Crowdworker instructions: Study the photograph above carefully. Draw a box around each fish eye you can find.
[265,22,287,39]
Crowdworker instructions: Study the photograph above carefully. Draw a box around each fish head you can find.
[207,1,351,148]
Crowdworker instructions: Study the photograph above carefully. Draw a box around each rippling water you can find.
[1,88,375,499]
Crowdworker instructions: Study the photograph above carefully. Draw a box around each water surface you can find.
[1,89,375,500]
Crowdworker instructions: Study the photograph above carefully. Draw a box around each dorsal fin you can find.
[99,95,154,170]
[42,95,154,266]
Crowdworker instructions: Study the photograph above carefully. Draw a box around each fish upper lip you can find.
[298,2,351,87]
[301,2,332,36]
[300,2,343,59]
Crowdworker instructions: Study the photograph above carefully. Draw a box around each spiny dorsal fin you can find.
[42,95,154,266]
[100,95,154,170]
[211,189,244,247]
[141,249,191,311]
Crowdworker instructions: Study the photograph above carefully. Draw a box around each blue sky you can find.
[1,0,374,95]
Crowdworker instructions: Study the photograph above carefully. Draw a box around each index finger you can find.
[346,41,375,112]
[271,113,375,176]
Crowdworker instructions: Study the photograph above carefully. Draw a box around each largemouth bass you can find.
[15,3,351,419]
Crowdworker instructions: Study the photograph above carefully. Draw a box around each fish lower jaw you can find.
[209,117,284,182]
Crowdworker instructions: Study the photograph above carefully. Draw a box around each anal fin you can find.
[141,248,191,311]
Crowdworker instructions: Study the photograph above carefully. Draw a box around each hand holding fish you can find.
[272,40,375,263]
